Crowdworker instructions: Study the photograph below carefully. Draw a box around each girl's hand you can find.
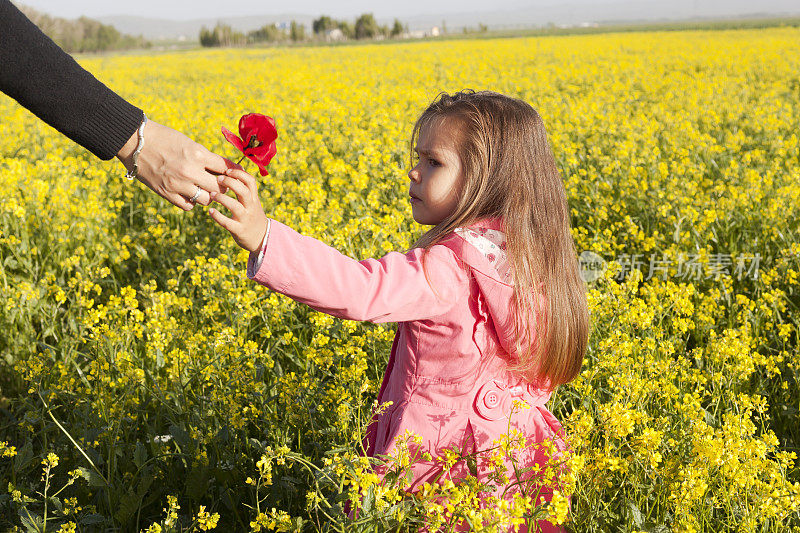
[207,167,269,253]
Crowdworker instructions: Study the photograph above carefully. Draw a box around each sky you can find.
[19,0,596,20]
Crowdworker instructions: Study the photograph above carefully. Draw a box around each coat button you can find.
[473,380,509,421]
[484,391,500,408]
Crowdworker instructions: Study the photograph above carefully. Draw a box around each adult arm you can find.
[0,0,141,159]
[0,0,228,209]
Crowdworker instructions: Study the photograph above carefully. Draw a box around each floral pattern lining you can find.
[454,226,513,284]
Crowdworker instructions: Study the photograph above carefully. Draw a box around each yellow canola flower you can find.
[0,24,798,533]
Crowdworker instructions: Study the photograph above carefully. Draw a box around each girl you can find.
[207,89,589,532]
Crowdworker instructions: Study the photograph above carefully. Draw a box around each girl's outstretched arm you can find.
[208,168,469,324]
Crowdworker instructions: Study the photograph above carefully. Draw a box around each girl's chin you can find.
[412,214,430,225]
[412,212,443,226]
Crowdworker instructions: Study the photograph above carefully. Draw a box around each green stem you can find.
[22,506,40,533]
[38,392,109,487]
[42,464,53,533]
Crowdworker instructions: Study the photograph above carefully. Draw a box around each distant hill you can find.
[96,0,800,42]
[15,2,149,53]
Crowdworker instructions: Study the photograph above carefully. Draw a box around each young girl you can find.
[207,89,589,531]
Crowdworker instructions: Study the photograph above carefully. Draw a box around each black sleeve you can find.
[0,0,143,160]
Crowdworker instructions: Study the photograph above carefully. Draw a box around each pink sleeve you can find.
[246,218,468,323]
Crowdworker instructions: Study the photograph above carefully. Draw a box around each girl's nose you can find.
[408,166,420,182]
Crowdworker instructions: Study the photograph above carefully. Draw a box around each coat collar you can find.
[448,216,510,285]
[464,216,505,233]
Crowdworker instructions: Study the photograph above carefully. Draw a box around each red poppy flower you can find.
[221,113,277,176]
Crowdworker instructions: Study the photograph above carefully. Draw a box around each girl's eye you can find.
[429,159,440,166]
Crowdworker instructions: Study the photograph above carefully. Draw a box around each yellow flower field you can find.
[1,27,799,531]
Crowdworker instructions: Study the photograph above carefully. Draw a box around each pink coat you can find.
[247,216,569,532]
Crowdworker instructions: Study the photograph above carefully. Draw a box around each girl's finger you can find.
[207,206,238,232]
[217,173,250,205]
[225,167,258,196]
[209,190,244,217]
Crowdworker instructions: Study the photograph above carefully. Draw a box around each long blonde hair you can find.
[409,89,588,388]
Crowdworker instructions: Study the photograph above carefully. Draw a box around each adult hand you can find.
[116,119,230,211]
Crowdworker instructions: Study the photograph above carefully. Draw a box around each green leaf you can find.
[14,441,33,472]
[466,454,478,478]
[248,438,265,452]
[702,407,717,426]
[49,495,64,514]
[114,491,141,524]
[134,442,148,469]
[79,514,107,526]
[168,424,191,448]
[280,475,302,486]
[76,466,107,487]
[70,357,91,388]
[185,465,210,501]
[18,510,43,533]
[361,485,374,514]
[628,501,643,528]
[137,469,154,498]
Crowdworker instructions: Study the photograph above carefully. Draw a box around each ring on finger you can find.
[189,186,203,203]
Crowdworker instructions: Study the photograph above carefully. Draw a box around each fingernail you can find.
[217,175,224,182]
[209,208,215,214]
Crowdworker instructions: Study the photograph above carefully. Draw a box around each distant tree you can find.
[247,23,286,43]
[478,22,488,32]
[198,22,246,47]
[354,13,378,39]
[390,18,404,37]
[312,15,336,35]
[441,19,447,34]
[18,4,148,53]
[290,20,306,41]
[338,21,354,39]
[95,20,119,49]
[199,25,219,46]
[312,15,354,40]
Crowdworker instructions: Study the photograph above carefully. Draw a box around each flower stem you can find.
[38,391,109,487]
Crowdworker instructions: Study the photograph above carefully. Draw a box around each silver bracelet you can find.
[125,113,148,181]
